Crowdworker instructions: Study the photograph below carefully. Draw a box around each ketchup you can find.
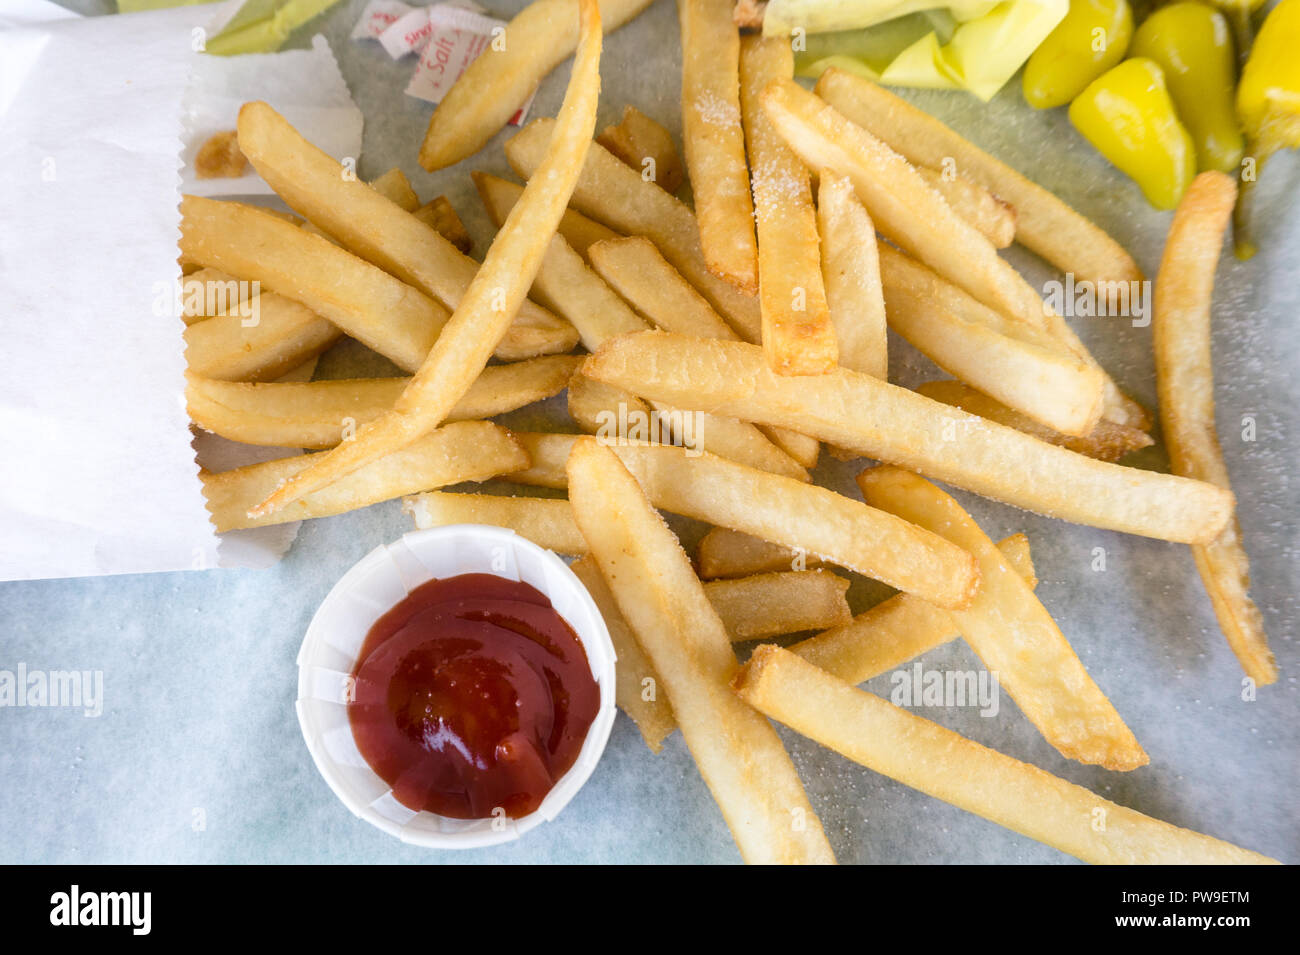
[347,573,599,820]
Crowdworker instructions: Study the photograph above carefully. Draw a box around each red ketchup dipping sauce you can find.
[347,573,600,820]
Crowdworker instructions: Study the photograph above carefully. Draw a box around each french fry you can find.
[596,105,686,193]
[406,492,588,557]
[915,165,1016,249]
[858,467,1147,771]
[569,555,676,753]
[916,380,1152,463]
[508,432,579,489]
[610,444,978,610]
[179,196,448,373]
[733,646,1277,865]
[789,534,1035,688]
[739,35,838,375]
[413,197,472,254]
[180,268,251,324]
[472,172,618,262]
[707,570,851,640]
[505,119,762,342]
[567,373,655,437]
[583,332,1233,544]
[368,167,420,212]
[566,438,835,864]
[877,244,1105,437]
[1154,171,1278,686]
[815,68,1143,288]
[696,526,826,579]
[679,0,759,292]
[417,0,653,171]
[183,292,341,383]
[761,80,1051,332]
[816,173,887,380]
[186,355,582,448]
[203,421,527,532]
[248,0,604,519]
[235,102,578,364]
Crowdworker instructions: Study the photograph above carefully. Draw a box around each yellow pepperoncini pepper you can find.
[1023,0,1134,109]
[1130,3,1244,174]
[1233,0,1300,258]
[1069,58,1196,209]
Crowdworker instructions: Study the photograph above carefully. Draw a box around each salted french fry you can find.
[406,492,587,556]
[235,102,578,364]
[610,444,978,610]
[679,0,759,293]
[569,555,676,753]
[707,570,851,640]
[696,527,825,578]
[566,438,835,864]
[180,196,448,373]
[815,68,1142,288]
[1154,171,1278,686]
[739,35,838,375]
[203,421,527,532]
[877,245,1105,437]
[508,432,579,489]
[183,292,341,383]
[583,332,1233,544]
[368,167,420,212]
[858,467,1147,771]
[413,197,472,254]
[596,105,686,193]
[505,119,762,342]
[916,380,1153,463]
[248,0,603,519]
[186,355,582,448]
[789,534,1036,686]
[733,646,1277,865]
[180,268,251,324]
[417,0,653,171]
[816,173,886,379]
[915,165,1016,249]
[472,172,619,261]
[567,373,655,436]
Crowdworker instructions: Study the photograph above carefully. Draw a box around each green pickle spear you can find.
[1069,57,1196,209]
[1023,0,1133,109]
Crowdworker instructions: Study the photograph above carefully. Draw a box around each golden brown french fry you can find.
[235,102,578,364]
[679,0,759,293]
[203,421,527,532]
[877,245,1105,437]
[186,355,582,448]
[696,527,826,578]
[739,35,838,375]
[760,80,1048,332]
[566,438,835,864]
[733,646,1277,865]
[508,432,579,489]
[816,173,887,380]
[789,534,1035,686]
[248,0,603,519]
[815,68,1142,288]
[368,167,420,212]
[708,570,851,640]
[473,172,619,261]
[596,105,686,193]
[180,196,448,373]
[858,467,1147,771]
[611,444,978,610]
[505,119,762,342]
[567,373,655,436]
[179,268,250,325]
[413,196,472,254]
[406,491,587,556]
[915,380,1153,463]
[1154,172,1278,686]
[569,555,676,753]
[915,165,1016,249]
[183,292,341,382]
[417,0,653,171]
[583,332,1233,544]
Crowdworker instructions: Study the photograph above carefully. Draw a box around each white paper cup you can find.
[296,525,617,849]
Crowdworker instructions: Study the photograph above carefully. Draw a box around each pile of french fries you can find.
[179,0,1279,864]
